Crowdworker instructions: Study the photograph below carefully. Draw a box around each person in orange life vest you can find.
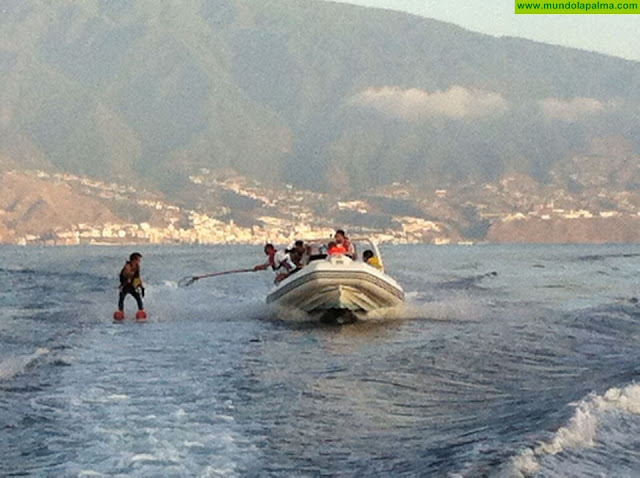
[327,241,348,255]
[254,243,294,283]
[334,229,355,259]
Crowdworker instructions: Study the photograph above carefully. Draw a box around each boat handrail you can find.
[350,237,384,271]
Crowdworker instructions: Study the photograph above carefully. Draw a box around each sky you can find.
[329,0,640,62]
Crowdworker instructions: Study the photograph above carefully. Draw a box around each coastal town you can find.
[3,166,640,246]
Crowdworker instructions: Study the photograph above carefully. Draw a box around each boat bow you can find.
[266,249,404,314]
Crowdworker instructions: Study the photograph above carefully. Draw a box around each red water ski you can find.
[135,310,147,322]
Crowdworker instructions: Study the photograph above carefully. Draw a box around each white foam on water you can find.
[106,393,129,401]
[512,383,640,476]
[130,454,160,463]
[0,347,50,380]
[77,471,103,477]
[184,441,206,448]
[596,384,640,414]
[365,297,487,322]
[95,427,126,437]
[95,406,249,476]
[215,414,235,423]
[201,465,238,477]
[510,448,539,476]
[267,304,315,323]
[145,281,270,323]
[160,280,179,289]
[145,264,491,327]
[262,296,488,326]
[80,388,131,405]
[360,305,407,321]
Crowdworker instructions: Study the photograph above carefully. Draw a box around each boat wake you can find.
[268,297,486,326]
[510,383,640,476]
[372,296,489,322]
[437,271,499,290]
[140,270,490,327]
[0,348,50,381]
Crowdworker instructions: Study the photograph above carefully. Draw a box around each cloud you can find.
[539,97,622,122]
[348,85,508,121]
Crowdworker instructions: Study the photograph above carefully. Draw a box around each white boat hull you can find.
[266,255,404,314]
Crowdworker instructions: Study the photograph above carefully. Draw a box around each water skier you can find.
[114,252,147,321]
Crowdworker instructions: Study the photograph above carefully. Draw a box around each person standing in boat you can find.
[334,230,355,259]
[114,252,146,320]
[254,243,294,283]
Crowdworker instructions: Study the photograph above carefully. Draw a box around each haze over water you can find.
[1,244,640,476]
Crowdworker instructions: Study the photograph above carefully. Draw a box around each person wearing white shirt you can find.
[253,243,294,283]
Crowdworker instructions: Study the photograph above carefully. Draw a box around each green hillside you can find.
[1,0,639,199]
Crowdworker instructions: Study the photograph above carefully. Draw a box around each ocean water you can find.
[1,244,640,477]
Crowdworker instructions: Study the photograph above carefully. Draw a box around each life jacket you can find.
[120,261,141,288]
[328,244,347,255]
[366,256,382,269]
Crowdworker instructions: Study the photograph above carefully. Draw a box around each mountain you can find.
[1,0,640,243]
[0,171,118,241]
[2,0,639,193]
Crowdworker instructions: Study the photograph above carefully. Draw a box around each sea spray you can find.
[0,348,49,380]
[512,383,640,475]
